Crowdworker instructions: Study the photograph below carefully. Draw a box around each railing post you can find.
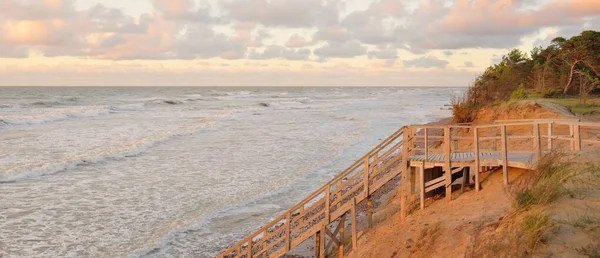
[285,212,291,252]
[419,161,425,209]
[247,237,253,258]
[424,128,429,161]
[319,224,326,258]
[444,127,452,201]
[547,122,553,151]
[315,230,321,258]
[533,123,542,161]
[339,214,345,258]
[473,127,480,192]
[325,185,331,224]
[363,156,373,228]
[452,127,458,151]
[400,127,411,218]
[501,125,508,186]
[570,124,575,150]
[351,198,358,250]
[574,124,581,151]
[363,157,369,195]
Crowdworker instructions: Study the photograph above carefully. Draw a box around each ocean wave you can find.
[0,120,214,183]
[30,101,64,107]
[144,99,186,106]
[0,106,111,128]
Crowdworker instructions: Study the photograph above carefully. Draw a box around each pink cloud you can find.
[286,34,311,48]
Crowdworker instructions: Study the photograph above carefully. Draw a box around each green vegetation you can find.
[514,152,572,210]
[454,30,600,122]
[535,97,600,115]
[471,154,600,257]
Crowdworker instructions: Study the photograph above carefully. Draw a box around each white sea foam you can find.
[0,120,214,182]
[0,87,462,258]
[0,106,111,128]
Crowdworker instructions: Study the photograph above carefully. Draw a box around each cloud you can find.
[224,0,339,28]
[286,34,311,48]
[152,0,214,22]
[0,0,599,87]
[403,56,449,68]
[367,47,398,60]
[314,40,367,59]
[248,45,311,60]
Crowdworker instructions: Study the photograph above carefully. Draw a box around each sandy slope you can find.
[347,102,600,258]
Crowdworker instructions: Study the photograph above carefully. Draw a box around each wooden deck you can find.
[409,152,536,169]
[218,119,600,258]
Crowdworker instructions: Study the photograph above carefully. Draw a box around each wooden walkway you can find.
[409,152,536,167]
[219,119,600,258]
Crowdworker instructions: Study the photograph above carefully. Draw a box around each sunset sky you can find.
[0,0,599,86]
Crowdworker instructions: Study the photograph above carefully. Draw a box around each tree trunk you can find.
[564,60,581,95]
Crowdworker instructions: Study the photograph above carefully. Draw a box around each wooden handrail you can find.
[219,119,599,258]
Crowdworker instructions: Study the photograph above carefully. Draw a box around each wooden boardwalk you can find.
[409,152,536,166]
[219,119,600,258]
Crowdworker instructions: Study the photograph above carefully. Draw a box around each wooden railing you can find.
[219,119,600,258]
[407,119,600,209]
[219,126,407,258]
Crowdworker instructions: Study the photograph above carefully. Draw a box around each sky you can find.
[0,0,599,86]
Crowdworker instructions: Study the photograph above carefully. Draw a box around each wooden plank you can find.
[351,198,358,250]
[331,181,362,207]
[419,162,425,209]
[315,229,321,258]
[425,175,445,188]
[400,127,411,218]
[367,196,373,228]
[325,225,341,252]
[363,156,369,196]
[339,214,345,258]
[319,224,325,258]
[474,127,480,192]
[533,123,542,161]
[254,237,285,257]
[292,211,325,235]
[292,198,325,224]
[329,192,365,221]
[548,122,553,151]
[425,180,446,193]
[424,128,429,161]
[285,212,291,252]
[452,167,464,174]
[444,127,452,201]
[325,185,331,224]
[290,221,322,249]
[501,125,508,186]
[582,139,600,144]
[574,124,582,151]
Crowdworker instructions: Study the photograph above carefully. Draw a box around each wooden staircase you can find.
[219,119,600,258]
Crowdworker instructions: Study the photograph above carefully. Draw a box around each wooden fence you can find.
[219,119,600,258]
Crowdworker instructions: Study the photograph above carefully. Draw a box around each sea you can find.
[0,87,461,258]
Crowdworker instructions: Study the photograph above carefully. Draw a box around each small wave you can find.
[30,101,63,107]
[0,120,214,183]
[258,102,270,107]
[144,99,186,106]
[0,106,111,128]
[163,100,183,105]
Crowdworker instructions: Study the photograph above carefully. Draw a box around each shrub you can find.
[510,83,528,100]
[513,152,572,210]
[451,94,477,123]
[542,88,563,98]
